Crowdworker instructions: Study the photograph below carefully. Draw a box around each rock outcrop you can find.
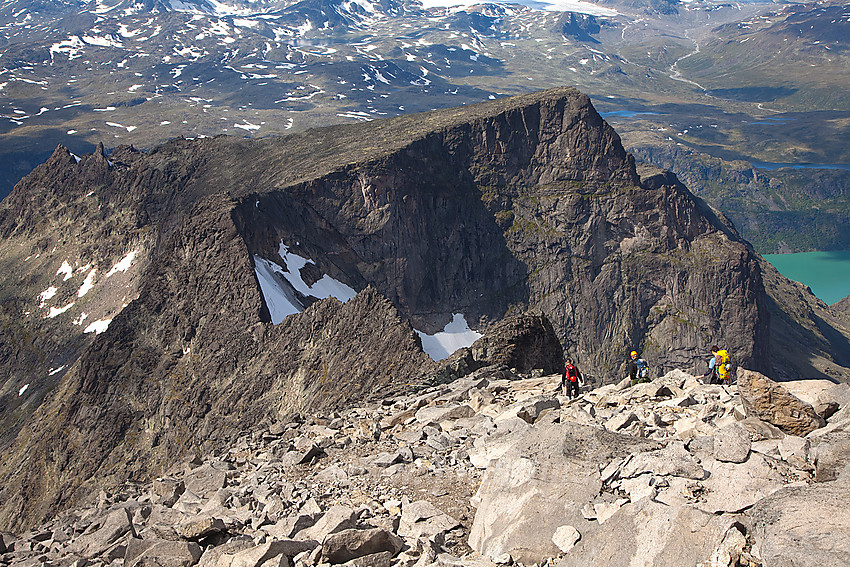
[2,369,849,567]
[738,369,826,435]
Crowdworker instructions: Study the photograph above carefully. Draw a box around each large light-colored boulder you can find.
[807,427,850,481]
[125,537,203,567]
[176,515,227,541]
[618,441,705,480]
[554,499,739,567]
[321,528,403,564]
[737,417,785,441]
[68,507,136,558]
[782,379,850,418]
[551,526,580,553]
[225,540,316,567]
[749,478,850,566]
[468,418,660,564]
[414,403,475,425]
[398,500,460,541]
[184,463,230,498]
[700,453,792,514]
[295,505,357,541]
[738,370,825,436]
[713,422,751,463]
[515,396,560,424]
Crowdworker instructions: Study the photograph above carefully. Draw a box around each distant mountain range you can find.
[1,0,849,252]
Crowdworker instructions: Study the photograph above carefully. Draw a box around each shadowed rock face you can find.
[0,87,778,531]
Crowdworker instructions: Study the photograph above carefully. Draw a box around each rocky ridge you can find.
[3,366,849,567]
[1,86,808,533]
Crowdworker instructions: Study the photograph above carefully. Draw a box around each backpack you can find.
[715,350,731,380]
[566,363,579,382]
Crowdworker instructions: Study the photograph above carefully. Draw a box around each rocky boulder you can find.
[748,477,850,566]
[738,370,826,436]
[431,313,563,384]
[468,415,659,564]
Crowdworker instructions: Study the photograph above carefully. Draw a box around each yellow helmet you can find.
[630,351,638,357]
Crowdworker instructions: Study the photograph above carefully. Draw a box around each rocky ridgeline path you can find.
[3,367,850,567]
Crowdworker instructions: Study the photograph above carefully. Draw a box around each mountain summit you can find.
[1,87,848,531]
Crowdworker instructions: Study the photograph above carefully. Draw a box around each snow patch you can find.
[57,260,74,281]
[106,250,138,277]
[416,0,616,14]
[253,256,304,324]
[46,303,75,318]
[19,384,29,396]
[253,242,357,325]
[84,318,112,335]
[234,121,261,131]
[38,286,58,307]
[78,268,97,297]
[416,313,482,361]
[49,365,66,376]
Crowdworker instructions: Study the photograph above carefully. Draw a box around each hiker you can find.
[699,345,721,384]
[714,346,732,383]
[628,350,650,387]
[561,357,584,399]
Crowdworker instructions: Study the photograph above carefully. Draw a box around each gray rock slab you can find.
[176,515,227,541]
[554,499,737,567]
[713,422,751,463]
[151,478,186,507]
[227,540,316,567]
[749,478,850,567]
[125,537,202,567]
[619,441,705,480]
[468,420,659,565]
[807,429,850,481]
[605,411,638,432]
[398,500,460,541]
[197,538,255,567]
[701,452,793,514]
[321,528,403,564]
[515,396,560,424]
[184,463,229,499]
[551,525,581,553]
[295,504,357,541]
[338,550,393,567]
[415,403,475,425]
[738,417,786,441]
[68,507,136,559]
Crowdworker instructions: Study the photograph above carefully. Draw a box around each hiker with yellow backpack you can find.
[700,345,731,384]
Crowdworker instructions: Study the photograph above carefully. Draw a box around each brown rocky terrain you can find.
[1,87,849,538]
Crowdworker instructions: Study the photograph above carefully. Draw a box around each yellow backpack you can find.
[715,349,731,380]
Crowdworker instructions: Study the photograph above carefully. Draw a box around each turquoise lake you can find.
[763,251,850,305]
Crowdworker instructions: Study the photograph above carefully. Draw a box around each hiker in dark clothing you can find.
[562,358,584,399]
[628,350,650,387]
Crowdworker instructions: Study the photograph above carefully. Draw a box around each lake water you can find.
[600,110,662,119]
[763,251,850,305]
[751,161,850,171]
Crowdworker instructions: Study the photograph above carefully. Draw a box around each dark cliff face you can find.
[0,87,780,530]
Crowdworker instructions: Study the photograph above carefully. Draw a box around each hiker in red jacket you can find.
[562,358,584,399]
